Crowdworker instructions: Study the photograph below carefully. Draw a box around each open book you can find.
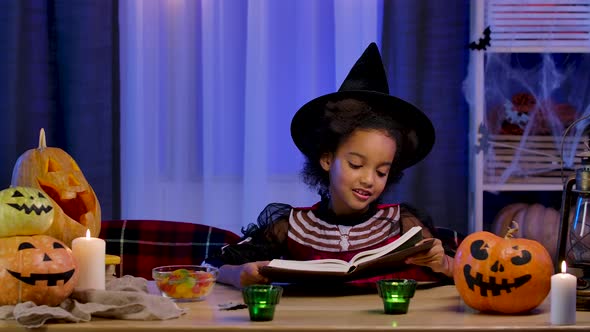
[259,226,434,283]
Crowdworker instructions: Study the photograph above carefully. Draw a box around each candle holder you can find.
[242,285,283,321]
[376,279,417,314]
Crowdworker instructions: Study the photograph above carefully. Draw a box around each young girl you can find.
[205,43,454,289]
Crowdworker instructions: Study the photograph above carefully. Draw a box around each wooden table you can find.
[1,282,590,331]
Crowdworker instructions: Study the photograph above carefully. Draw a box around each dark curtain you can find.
[0,0,120,219]
[381,0,470,234]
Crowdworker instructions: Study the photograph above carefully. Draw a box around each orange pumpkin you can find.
[0,235,79,306]
[491,203,560,257]
[0,186,54,237]
[453,222,553,314]
[10,129,101,247]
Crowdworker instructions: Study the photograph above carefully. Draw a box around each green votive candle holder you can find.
[242,285,283,321]
[376,279,417,314]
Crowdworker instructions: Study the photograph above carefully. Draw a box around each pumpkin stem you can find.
[505,220,519,239]
[38,128,47,150]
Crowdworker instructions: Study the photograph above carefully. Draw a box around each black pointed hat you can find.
[290,42,435,170]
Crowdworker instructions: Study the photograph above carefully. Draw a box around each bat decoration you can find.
[469,26,491,51]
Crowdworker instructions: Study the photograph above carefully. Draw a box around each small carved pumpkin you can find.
[11,129,101,247]
[0,235,79,306]
[0,187,54,237]
[453,222,553,314]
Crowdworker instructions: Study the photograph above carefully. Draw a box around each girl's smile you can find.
[352,188,372,201]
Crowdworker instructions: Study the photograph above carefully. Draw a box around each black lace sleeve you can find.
[204,203,292,267]
[400,203,458,258]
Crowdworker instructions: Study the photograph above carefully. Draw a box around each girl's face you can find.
[320,128,396,216]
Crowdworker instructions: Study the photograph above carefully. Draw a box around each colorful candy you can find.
[155,268,216,301]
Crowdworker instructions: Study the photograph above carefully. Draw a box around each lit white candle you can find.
[72,229,106,290]
[550,261,577,325]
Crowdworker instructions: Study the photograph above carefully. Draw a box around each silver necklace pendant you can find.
[337,225,351,250]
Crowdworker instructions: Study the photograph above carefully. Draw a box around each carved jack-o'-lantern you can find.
[453,222,553,314]
[11,129,101,247]
[0,187,54,238]
[0,235,79,306]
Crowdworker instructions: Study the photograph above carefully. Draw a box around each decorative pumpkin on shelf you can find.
[491,203,560,257]
[453,222,553,314]
[0,186,54,238]
[0,235,79,306]
[10,128,101,247]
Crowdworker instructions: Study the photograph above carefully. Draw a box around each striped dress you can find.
[206,201,442,283]
[287,204,436,282]
[288,204,401,261]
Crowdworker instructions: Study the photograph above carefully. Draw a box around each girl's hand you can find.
[238,261,271,287]
[218,261,271,289]
[405,238,453,277]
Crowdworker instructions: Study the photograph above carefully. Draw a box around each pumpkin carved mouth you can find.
[6,268,75,286]
[463,264,531,296]
[6,203,53,216]
[38,184,93,226]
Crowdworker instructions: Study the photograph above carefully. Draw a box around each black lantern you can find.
[557,150,590,310]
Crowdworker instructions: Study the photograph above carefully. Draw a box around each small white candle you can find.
[550,261,577,325]
[72,229,105,290]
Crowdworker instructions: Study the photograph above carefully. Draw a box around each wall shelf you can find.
[468,0,590,233]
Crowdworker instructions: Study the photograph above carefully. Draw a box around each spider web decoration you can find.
[482,53,590,185]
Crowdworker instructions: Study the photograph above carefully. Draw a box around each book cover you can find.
[259,226,434,283]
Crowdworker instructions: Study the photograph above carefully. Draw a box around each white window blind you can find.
[486,0,590,50]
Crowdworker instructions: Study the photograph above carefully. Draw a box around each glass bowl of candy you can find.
[152,265,219,302]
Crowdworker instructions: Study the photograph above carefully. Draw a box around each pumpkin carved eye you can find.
[47,158,81,172]
[53,242,65,249]
[47,159,60,172]
[18,242,35,250]
[510,249,532,265]
[11,190,24,198]
[470,240,489,260]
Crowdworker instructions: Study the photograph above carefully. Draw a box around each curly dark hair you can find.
[300,98,405,199]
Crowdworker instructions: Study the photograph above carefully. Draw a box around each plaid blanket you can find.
[99,220,241,279]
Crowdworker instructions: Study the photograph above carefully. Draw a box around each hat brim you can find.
[291,90,435,170]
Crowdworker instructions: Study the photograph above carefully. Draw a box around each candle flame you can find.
[85,229,91,238]
[561,261,567,273]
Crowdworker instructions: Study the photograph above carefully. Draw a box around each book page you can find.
[267,258,351,272]
[349,226,422,266]
[259,238,434,283]
[266,226,422,273]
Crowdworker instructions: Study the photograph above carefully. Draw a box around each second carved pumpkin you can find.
[10,129,101,247]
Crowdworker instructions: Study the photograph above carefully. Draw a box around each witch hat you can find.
[290,42,435,170]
